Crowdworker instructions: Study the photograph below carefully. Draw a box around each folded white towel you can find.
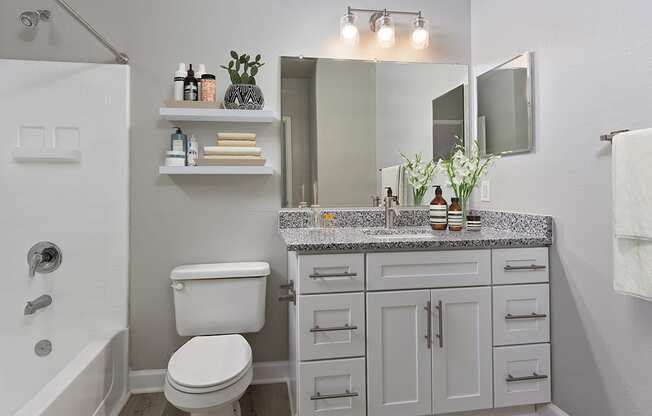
[204,146,262,156]
[613,128,652,300]
[216,132,256,141]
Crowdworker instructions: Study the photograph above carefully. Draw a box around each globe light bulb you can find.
[375,14,395,48]
[340,13,359,46]
[411,16,429,49]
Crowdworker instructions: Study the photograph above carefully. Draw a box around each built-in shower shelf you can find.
[159,107,275,123]
[159,165,274,175]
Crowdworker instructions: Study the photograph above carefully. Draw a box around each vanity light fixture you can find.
[340,7,429,49]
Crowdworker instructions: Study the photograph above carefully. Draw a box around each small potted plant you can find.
[220,51,265,110]
[401,152,436,206]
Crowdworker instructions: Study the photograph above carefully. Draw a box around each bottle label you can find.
[448,210,463,226]
[184,84,198,101]
[429,204,448,224]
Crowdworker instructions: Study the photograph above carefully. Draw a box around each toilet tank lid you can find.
[170,262,270,280]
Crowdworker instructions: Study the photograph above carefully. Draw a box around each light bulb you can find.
[340,13,359,46]
[411,16,429,49]
[375,14,395,48]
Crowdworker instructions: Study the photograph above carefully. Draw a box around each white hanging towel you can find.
[380,165,406,205]
[613,128,652,300]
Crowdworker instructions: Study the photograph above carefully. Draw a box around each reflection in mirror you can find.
[476,52,533,156]
[280,57,468,208]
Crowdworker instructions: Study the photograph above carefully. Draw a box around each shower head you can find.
[19,9,51,28]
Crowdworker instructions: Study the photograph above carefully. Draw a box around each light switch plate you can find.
[481,180,491,202]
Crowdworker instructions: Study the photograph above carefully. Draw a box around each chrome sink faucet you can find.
[383,187,401,228]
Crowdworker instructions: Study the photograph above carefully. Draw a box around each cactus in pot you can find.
[220,51,266,109]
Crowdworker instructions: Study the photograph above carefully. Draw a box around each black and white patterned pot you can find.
[224,84,265,110]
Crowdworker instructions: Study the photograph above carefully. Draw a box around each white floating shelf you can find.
[159,107,275,123]
[159,165,274,175]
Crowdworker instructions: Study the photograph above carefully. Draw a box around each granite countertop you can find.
[279,225,551,253]
[277,207,553,253]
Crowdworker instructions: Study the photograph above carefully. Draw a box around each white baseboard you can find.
[536,404,571,416]
[129,361,289,394]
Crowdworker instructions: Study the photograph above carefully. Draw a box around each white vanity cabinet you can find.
[286,247,551,416]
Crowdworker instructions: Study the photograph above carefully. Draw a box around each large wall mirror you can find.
[280,57,468,208]
[476,52,533,156]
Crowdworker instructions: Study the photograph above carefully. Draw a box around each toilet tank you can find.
[170,262,269,336]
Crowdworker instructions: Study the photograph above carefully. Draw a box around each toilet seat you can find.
[167,334,252,394]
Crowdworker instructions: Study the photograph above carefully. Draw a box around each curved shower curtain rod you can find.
[53,0,129,64]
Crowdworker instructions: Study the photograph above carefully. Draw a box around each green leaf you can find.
[219,65,228,70]
[243,62,248,73]
[230,50,238,59]
[250,66,258,76]
[250,77,256,85]
[230,71,241,84]
[239,55,247,64]
[235,61,240,71]
[255,54,261,62]
[241,73,250,84]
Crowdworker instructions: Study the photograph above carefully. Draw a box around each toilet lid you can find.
[167,334,252,390]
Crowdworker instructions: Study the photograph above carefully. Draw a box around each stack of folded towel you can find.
[199,132,266,166]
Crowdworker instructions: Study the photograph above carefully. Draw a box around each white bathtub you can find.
[15,329,129,416]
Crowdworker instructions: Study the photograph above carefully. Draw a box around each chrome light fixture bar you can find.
[341,6,430,49]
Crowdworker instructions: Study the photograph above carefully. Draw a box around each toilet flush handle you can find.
[171,281,185,291]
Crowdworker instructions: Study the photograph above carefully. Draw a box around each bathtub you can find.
[14,329,129,416]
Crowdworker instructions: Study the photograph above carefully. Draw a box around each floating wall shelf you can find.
[159,107,275,123]
[159,166,274,175]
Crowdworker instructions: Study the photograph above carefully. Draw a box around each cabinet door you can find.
[432,287,493,414]
[367,291,432,416]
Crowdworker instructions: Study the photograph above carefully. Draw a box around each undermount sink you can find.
[364,228,435,239]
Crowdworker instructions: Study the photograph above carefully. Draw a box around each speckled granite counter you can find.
[278,208,552,253]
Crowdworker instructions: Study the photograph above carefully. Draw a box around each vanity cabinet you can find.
[287,247,551,416]
[367,287,492,416]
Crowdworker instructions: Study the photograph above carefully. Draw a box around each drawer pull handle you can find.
[505,312,548,320]
[504,264,546,271]
[310,390,359,400]
[506,372,548,382]
[309,272,358,279]
[310,324,358,333]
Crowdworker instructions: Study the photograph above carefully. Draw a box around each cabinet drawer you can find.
[298,254,365,294]
[493,284,550,346]
[367,250,491,290]
[492,248,549,285]
[297,358,366,416]
[298,293,365,361]
[494,344,551,408]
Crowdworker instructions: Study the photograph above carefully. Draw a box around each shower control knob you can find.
[27,242,62,277]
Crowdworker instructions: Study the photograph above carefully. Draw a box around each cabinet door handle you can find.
[310,324,358,333]
[435,300,443,348]
[424,301,432,349]
[310,390,359,400]
[309,271,358,279]
[504,264,546,271]
[505,312,548,320]
[278,281,296,304]
[506,372,548,382]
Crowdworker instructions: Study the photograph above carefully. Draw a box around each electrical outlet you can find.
[481,180,491,202]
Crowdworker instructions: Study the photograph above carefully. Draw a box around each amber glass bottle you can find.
[429,185,448,230]
[448,197,463,231]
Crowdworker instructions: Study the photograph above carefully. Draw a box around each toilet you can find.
[164,262,270,416]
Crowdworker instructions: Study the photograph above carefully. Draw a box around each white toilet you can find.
[164,262,269,416]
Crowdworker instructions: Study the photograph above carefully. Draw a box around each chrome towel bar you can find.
[600,129,629,142]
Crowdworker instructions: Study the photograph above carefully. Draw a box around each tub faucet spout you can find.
[24,295,52,315]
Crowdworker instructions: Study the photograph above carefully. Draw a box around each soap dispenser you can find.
[429,185,448,230]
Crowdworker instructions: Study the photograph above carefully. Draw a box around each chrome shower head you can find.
[19,10,51,28]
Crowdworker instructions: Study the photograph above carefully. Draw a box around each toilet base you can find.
[190,401,240,416]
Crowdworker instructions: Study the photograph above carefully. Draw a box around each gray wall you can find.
[1,0,470,370]
[470,0,652,415]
